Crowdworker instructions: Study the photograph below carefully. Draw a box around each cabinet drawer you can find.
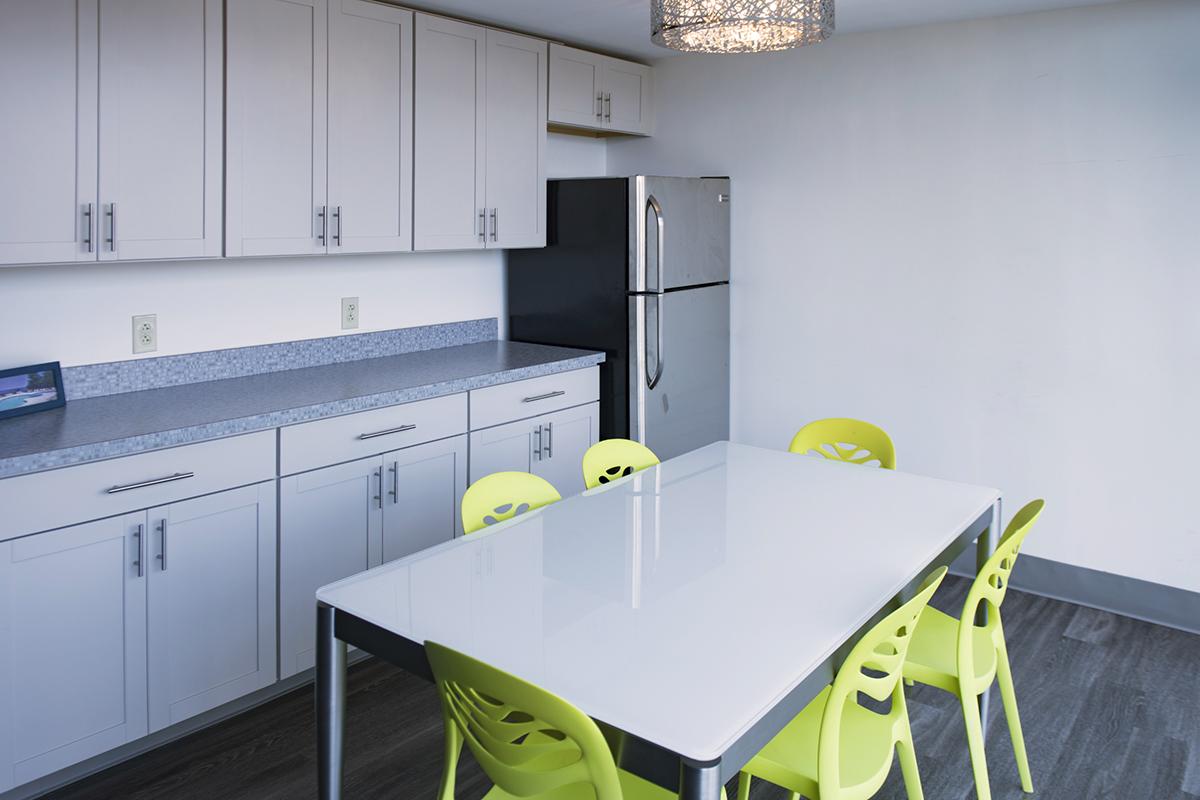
[280,393,467,475]
[469,367,598,430]
[0,431,275,543]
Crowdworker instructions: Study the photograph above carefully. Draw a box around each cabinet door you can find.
[226,0,328,257]
[146,483,276,732]
[97,0,222,262]
[279,457,383,678]
[531,402,599,498]
[484,30,547,250]
[0,0,98,266]
[382,434,467,562]
[413,13,485,251]
[0,514,147,791]
[547,43,604,130]
[603,58,653,136]
[328,0,412,254]
[468,418,536,486]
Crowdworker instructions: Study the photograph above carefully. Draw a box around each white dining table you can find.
[315,441,1001,799]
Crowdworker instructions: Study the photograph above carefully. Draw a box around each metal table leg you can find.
[975,499,1000,739]
[680,758,724,800]
[318,603,347,800]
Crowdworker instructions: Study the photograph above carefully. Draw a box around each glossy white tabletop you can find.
[318,441,999,762]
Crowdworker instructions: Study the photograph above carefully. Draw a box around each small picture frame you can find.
[0,362,66,421]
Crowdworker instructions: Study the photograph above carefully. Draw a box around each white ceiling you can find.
[404,0,1126,60]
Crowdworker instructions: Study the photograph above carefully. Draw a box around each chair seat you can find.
[483,767,727,800]
[741,685,897,797]
[903,606,998,692]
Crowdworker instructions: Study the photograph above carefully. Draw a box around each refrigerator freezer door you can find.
[629,283,730,461]
[630,176,730,292]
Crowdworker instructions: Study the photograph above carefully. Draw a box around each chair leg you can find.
[960,692,993,800]
[736,772,752,800]
[995,643,1034,792]
[896,734,925,800]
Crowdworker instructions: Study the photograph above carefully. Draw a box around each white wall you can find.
[608,0,1200,591]
[0,250,505,367]
[0,132,605,369]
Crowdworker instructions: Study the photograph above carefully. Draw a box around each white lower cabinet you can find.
[0,513,148,792]
[279,434,467,678]
[146,483,277,732]
[469,402,599,497]
[280,455,383,679]
[383,435,468,562]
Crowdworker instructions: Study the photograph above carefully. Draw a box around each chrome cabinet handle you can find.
[156,520,167,571]
[318,205,327,246]
[105,202,117,251]
[133,523,144,578]
[106,472,195,494]
[533,424,543,461]
[478,208,486,241]
[604,92,612,122]
[333,205,342,247]
[522,390,565,404]
[545,422,553,459]
[389,462,399,504]
[83,203,94,253]
[357,424,416,441]
[596,91,603,120]
[489,208,497,242]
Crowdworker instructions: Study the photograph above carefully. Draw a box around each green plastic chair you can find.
[582,439,661,489]
[737,566,948,800]
[902,499,1045,800]
[426,641,726,800]
[788,418,896,470]
[461,472,562,535]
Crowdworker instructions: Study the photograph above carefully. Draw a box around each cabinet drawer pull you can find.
[357,424,416,441]
[521,390,566,404]
[106,472,195,494]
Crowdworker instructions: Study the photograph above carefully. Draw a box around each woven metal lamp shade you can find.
[651,0,835,53]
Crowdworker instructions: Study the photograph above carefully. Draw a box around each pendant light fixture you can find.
[651,0,835,54]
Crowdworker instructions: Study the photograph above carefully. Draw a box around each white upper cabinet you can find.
[226,0,329,257]
[0,1,98,266]
[547,45,604,130]
[414,14,546,251]
[413,13,487,251]
[484,30,548,250]
[602,58,654,135]
[0,0,223,267]
[548,43,653,136]
[327,0,413,254]
[98,0,223,261]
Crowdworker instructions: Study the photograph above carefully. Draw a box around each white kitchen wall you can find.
[0,132,604,369]
[607,0,1200,591]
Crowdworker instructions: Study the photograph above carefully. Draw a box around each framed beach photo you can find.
[0,362,66,421]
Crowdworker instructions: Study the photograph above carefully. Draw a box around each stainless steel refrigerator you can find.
[508,176,730,461]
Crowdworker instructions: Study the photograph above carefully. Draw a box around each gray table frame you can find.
[317,502,1000,800]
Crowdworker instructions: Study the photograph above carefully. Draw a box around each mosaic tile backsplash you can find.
[62,318,498,400]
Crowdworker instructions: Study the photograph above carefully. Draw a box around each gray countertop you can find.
[0,340,604,479]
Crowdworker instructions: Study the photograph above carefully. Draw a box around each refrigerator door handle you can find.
[646,294,664,390]
[646,194,664,293]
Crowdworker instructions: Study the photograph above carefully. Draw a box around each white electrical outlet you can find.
[341,297,360,330]
[132,314,157,354]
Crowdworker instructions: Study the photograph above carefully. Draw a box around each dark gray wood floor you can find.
[42,576,1200,800]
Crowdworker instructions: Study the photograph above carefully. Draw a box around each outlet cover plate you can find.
[132,314,157,354]
[341,297,359,330]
